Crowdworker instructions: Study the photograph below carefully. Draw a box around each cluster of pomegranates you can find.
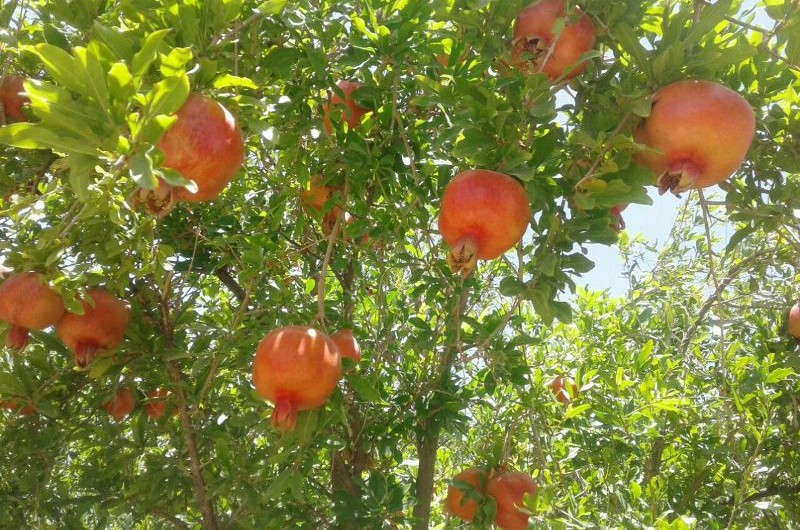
[252,325,361,432]
[445,467,538,530]
[101,387,174,422]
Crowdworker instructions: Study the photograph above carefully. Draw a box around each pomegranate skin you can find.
[0,272,65,350]
[0,76,30,122]
[548,375,578,404]
[145,389,170,419]
[157,93,245,202]
[633,80,756,195]
[55,288,130,367]
[787,303,800,340]
[252,326,342,432]
[512,0,596,81]
[322,80,369,134]
[486,472,538,530]
[102,388,135,421]
[331,328,362,364]
[438,170,530,276]
[444,467,488,522]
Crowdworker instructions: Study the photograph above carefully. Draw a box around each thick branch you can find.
[214,265,246,303]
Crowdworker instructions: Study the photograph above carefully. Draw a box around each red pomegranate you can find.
[55,288,129,367]
[0,400,36,415]
[331,328,362,364]
[102,388,135,421]
[0,76,29,123]
[157,93,245,202]
[548,375,578,404]
[610,204,627,232]
[301,175,344,231]
[438,170,531,276]
[633,80,756,195]
[787,303,800,340]
[486,471,539,530]
[252,326,342,432]
[444,467,489,522]
[145,389,171,419]
[322,80,369,134]
[0,272,65,350]
[511,0,596,81]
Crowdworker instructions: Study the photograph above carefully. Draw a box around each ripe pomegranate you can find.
[787,303,800,340]
[548,375,578,404]
[0,400,36,415]
[55,288,129,367]
[157,93,245,202]
[145,389,171,419]
[486,471,538,530]
[301,175,344,233]
[331,328,362,364]
[252,326,342,432]
[0,76,29,123]
[322,80,369,134]
[438,170,531,276]
[511,0,596,81]
[444,467,489,522]
[102,388,135,421]
[0,272,65,350]
[633,80,756,195]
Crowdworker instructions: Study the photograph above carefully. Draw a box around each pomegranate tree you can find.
[438,170,531,277]
[633,80,756,195]
[511,0,596,81]
[331,328,362,364]
[102,388,135,421]
[486,471,538,530]
[788,303,800,340]
[322,80,369,134]
[0,76,29,123]
[157,92,245,202]
[444,467,489,522]
[0,272,65,350]
[55,288,129,367]
[252,326,342,432]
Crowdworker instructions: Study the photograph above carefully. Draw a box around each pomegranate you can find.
[0,76,29,123]
[145,389,171,419]
[511,0,596,81]
[322,80,369,134]
[157,93,245,202]
[0,272,65,350]
[438,170,531,276]
[55,288,129,367]
[331,328,362,364]
[444,467,489,522]
[633,80,756,195]
[102,388,135,421]
[787,303,800,340]
[252,326,342,432]
[301,176,344,233]
[486,471,538,530]
[0,400,36,415]
[548,375,578,404]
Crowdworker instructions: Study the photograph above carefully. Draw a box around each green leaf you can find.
[67,154,95,201]
[147,74,190,120]
[73,46,111,113]
[255,0,288,15]
[21,43,85,95]
[0,123,100,156]
[92,22,134,61]
[129,150,157,190]
[765,367,794,384]
[212,74,257,89]
[131,29,170,77]
[347,373,382,402]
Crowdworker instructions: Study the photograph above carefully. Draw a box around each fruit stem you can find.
[271,399,298,432]
[5,325,29,350]
[447,237,480,278]
[74,342,100,368]
[657,161,701,196]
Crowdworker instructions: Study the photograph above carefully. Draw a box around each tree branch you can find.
[213,265,246,303]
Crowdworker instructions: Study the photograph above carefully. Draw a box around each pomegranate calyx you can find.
[6,325,29,351]
[447,237,480,278]
[128,184,177,218]
[74,342,100,368]
[271,399,298,432]
[657,161,701,196]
